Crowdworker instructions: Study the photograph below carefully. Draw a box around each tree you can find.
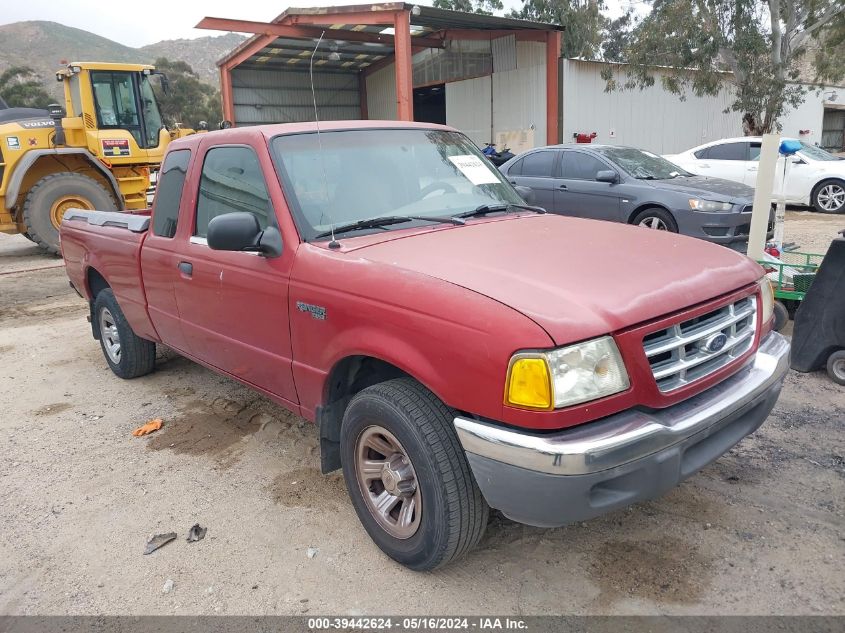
[604,0,845,134]
[150,58,221,130]
[433,0,504,16]
[508,0,608,59]
[0,66,52,109]
[602,10,635,62]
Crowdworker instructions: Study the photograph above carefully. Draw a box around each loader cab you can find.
[58,63,169,163]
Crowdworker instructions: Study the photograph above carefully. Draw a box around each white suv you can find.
[666,137,845,214]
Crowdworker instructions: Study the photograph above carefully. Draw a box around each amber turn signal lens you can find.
[505,356,552,410]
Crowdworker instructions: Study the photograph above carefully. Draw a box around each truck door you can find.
[140,148,193,353]
[172,142,299,406]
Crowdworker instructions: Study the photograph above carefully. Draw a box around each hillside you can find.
[0,21,244,99]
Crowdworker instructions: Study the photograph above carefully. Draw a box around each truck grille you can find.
[643,295,757,392]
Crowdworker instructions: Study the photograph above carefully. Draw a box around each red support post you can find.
[393,9,414,121]
[545,30,562,145]
[220,65,235,124]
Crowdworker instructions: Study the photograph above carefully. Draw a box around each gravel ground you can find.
[0,213,843,616]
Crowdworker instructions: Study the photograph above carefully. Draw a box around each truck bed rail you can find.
[63,209,150,233]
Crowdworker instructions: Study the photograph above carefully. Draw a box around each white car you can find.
[666,137,845,214]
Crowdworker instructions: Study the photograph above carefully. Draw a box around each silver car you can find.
[500,144,772,245]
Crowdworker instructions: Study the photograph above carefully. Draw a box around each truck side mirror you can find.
[596,170,618,183]
[207,212,282,258]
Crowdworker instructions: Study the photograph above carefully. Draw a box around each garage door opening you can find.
[413,84,446,125]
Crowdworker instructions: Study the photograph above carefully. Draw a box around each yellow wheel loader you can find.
[0,62,197,254]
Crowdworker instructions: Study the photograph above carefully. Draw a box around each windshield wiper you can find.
[313,214,465,240]
[454,202,546,220]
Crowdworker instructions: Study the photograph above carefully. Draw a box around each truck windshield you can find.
[270,128,524,241]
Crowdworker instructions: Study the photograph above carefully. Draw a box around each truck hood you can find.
[650,175,754,203]
[352,214,762,345]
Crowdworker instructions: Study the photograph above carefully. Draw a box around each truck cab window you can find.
[152,149,191,238]
[91,72,141,145]
[195,146,273,238]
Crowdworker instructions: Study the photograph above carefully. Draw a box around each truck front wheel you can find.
[23,172,117,255]
[93,289,156,379]
[340,378,489,570]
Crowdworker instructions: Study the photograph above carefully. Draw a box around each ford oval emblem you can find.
[703,333,728,354]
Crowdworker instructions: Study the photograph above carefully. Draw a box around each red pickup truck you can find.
[61,121,789,571]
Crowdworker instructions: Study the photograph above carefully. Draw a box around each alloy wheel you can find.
[99,307,121,364]
[639,216,669,230]
[817,183,845,212]
[354,425,421,539]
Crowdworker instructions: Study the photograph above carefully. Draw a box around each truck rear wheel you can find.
[23,173,117,255]
[340,378,488,570]
[93,289,156,379]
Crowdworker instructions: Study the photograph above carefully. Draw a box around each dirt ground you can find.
[0,210,843,616]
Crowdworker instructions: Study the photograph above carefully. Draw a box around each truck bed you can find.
[61,209,158,342]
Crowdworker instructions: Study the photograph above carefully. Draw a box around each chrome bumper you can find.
[454,331,789,476]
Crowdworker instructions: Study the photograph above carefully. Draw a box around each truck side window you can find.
[152,149,191,238]
[195,146,273,238]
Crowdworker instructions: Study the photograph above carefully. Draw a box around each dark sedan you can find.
[500,144,771,244]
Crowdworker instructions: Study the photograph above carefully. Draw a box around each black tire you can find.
[340,378,488,571]
[811,179,845,214]
[826,350,845,386]
[23,172,117,255]
[772,300,790,332]
[93,289,156,379]
[632,207,679,232]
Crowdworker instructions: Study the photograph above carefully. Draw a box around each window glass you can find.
[559,152,611,180]
[91,71,141,147]
[152,149,191,238]
[508,158,523,176]
[799,142,839,161]
[693,148,708,159]
[271,129,522,241]
[195,146,273,238]
[705,142,747,160]
[519,151,555,177]
[138,74,164,149]
[592,147,690,180]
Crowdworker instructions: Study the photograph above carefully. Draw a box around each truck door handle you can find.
[178,261,193,276]
[558,184,568,190]
[747,166,758,172]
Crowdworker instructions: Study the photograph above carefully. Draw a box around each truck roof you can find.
[168,120,457,151]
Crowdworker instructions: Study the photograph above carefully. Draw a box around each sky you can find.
[0,0,637,48]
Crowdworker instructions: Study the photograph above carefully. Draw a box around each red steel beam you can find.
[220,66,235,123]
[393,10,414,121]
[197,17,446,55]
[289,11,399,26]
[545,30,562,145]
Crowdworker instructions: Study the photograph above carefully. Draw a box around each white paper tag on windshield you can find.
[448,155,500,185]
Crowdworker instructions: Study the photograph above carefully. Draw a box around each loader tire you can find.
[23,172,117,255]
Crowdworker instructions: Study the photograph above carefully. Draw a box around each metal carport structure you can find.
[197,3,564,145]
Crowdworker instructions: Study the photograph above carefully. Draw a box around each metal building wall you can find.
[446,41,546,152]
[230,68,361,126]
[561,59,741,154]
[366,64,397,120]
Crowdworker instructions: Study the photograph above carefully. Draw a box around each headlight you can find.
[759,277,774,324]
[505,336,630,410]
[689,199,733,212]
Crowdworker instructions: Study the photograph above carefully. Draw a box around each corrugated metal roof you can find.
[216,3,562,70]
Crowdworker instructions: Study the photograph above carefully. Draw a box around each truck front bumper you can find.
[454,331,790,527]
